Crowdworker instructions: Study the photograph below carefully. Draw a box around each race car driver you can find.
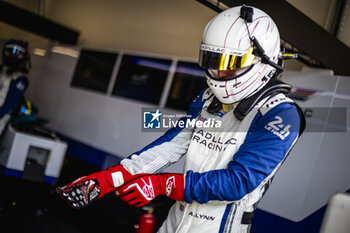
[0,39,30,135]
[57,6,305,233]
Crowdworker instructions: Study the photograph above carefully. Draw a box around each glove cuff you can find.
[161,173,185,201]
[96,165,132,196]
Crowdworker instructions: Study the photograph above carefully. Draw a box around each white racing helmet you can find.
[199,6,281,104]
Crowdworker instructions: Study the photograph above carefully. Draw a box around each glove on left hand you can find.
[116,173,184,207]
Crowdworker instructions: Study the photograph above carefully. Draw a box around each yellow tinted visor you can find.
[199,46,255,71]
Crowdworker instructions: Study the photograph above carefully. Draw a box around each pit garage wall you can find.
[26,43,350,232]
[26,43,187,172]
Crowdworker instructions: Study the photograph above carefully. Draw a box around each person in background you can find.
[57,6,305,233]
[0,39,30,136]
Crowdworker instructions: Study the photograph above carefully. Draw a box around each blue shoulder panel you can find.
[0,76,28,118]
[128,90,207,158]
[184,102,301,204]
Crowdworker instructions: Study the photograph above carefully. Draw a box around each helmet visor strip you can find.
[199,45,255,71]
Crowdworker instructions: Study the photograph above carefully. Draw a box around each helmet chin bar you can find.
[240,6,284,73]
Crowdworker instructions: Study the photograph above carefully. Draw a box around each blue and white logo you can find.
[143,109,162,129]
[265,116,291,140]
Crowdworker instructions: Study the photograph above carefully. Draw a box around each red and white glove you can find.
[116,173,184,207]
[56,165,134,209]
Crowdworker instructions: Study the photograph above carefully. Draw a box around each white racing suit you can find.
[121,88,302,233]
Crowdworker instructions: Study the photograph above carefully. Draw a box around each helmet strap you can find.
[207,96,223,114]
[234,78,292,120]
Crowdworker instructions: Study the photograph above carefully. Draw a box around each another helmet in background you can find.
[2,39,30,73]
[199,6,281,104]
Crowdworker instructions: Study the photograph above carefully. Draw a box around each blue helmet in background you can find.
[2,39,31,73]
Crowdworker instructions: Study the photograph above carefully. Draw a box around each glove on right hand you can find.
[56,164,133,209]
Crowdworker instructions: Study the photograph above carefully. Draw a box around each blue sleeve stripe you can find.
[128,90,206,158]
[185,103,301,204]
